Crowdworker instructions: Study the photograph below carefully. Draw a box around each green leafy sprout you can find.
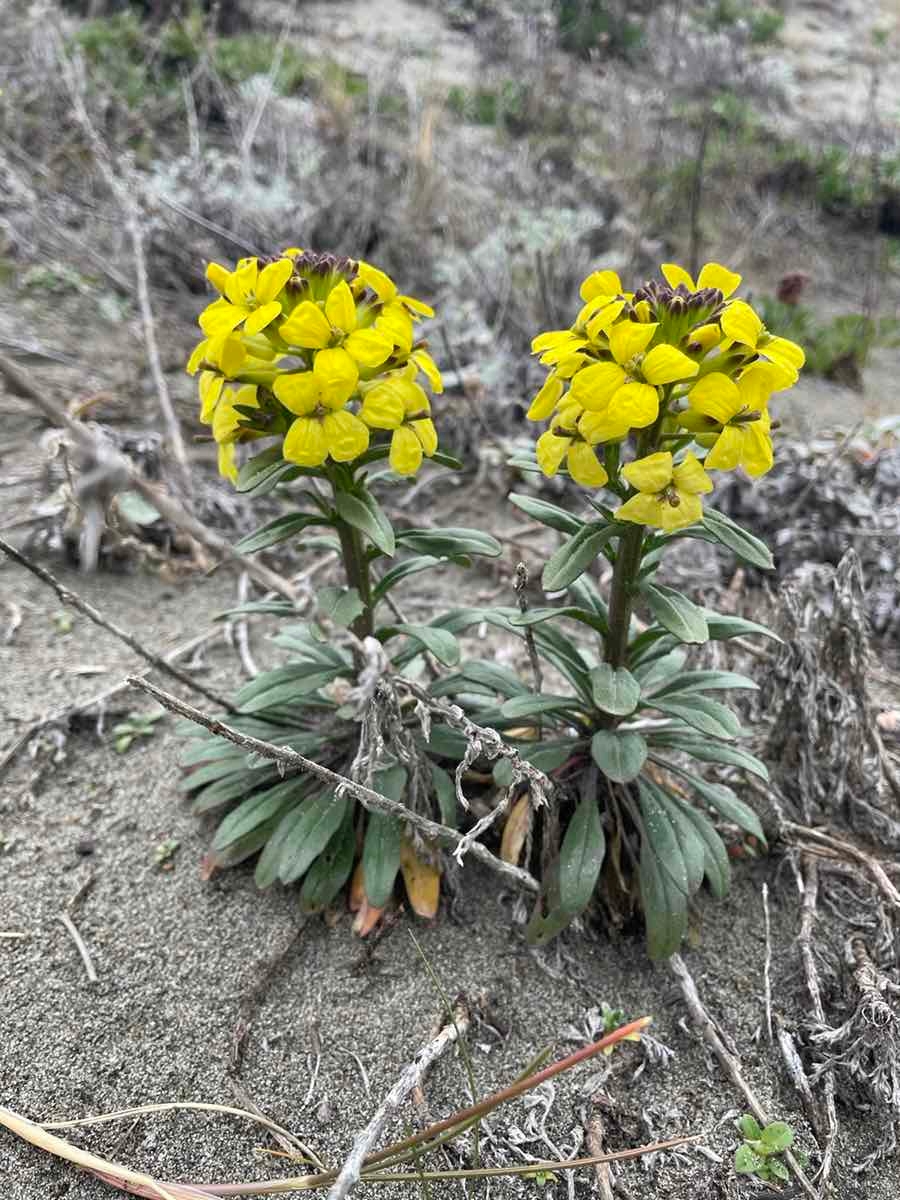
[113,710,165,755]
[734,1115,803,1182]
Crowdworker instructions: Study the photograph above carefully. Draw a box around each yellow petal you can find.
[672,451,713,495]
[198,371,224,423]
[359,381,406,429]
[554,353,588,379]
[539,337,590,366]
[569,361,627,411]
[705,424,748,470]
[256,258,294,303]
[696,262,741,298]
[411,417,438,456]
[687,323,722,352]
[273,372,319,415]
[325,279,358,333]
[535,429,570,477]
[281,246,303,257]
[206,262,232,296]
[212,391,240,444]
[218,442,238,482]
[243,301,282,336]
[585,299,626,340]
[206,333,246,377]
[322,410,370,462]
[736,360,794,406]
[741,421,774,477]
[567,442,609,488]
[632,299,653,323]
[609,381,659,428]
[390,425,424,475]
[199,298,245,336]
[283,416,328,466]
[659,491,703,531]
[313,347,359,408]
[527,374,564,420]
[345,327,393,368]
[377,302,415,352]
[280,301,333,348]
[228,257,258,305]
[661,263,695,291]
[616,492,664,527]
[759,334,805,375]
[532,329,578,353]
[622,451,673,494]
[411,349,444,394]
[720,300,763,348]
[580,269,623,302]
[608,321,658,365]
[187,338,209,375]
[641,344,700,386]
[578,409,630,443]
[400,293,434,318]
[686,373,742,424]
[356,261,398,302]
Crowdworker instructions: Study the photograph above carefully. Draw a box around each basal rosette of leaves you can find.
[180,249,501,926]
[435,262,803,958]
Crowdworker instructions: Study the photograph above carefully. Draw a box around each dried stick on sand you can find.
[0,538,235,714]
[669,953,818,1199]
[127,676,541,895]
[325,1001,471,1200]
[0,351,296,600]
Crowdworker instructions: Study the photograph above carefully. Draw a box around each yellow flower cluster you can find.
[528,262,804,530]
[187,251,443,481]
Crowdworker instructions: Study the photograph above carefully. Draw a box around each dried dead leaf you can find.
[399,837,440,919]
[500,793,532,866]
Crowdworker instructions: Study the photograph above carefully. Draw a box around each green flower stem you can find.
[604,523,645,669]
[334,513,375,640]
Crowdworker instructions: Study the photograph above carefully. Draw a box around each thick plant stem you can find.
[334,518,374,639]
[604,523,645,669]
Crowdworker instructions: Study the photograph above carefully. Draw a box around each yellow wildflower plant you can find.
[187,249,444,482]
[497,261,807,958]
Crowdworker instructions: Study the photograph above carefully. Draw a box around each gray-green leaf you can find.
[590,663,640,716]
[643,583,709,644]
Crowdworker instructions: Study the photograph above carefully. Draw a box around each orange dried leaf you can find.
[352,898,385,937]
[348,861,366,912]
[399,837,441,919]
[500,793,532,866]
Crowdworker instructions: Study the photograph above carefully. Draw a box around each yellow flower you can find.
[678,362,792,477]
[199,257,293,336]
[279,279,395,369]
[535,408,609,488]
[354,261,435,319]
[357,369,438,475]
[531,298,626,366]
[568,321,699,436]
[720,301,806,378]
[616,451,713,531]
[274,350,369,466]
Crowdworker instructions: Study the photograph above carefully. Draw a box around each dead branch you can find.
[126,676,541,894]
[0,538,235,713]
[669,953,817,1198]
[0,350,296,599]
[782,822,900,910]
[325,1000,471,1200]
[57,912,98,985]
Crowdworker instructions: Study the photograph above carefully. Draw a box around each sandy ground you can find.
[1,560,897,1200]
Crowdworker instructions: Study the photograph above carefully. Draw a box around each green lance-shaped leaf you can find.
[637,779,689,896]
[299,809,357,913]
[362,766,407,908]
[316,585,365,629]
[395,527,502,558]
[191,766,281,813]
[234,513,328,554]
[211,778,309,850]
[675,801,731,899]
[559,793,605,915]
[500,693,585,720]
[591,729,647,783]
[429,762,458,827]
[701,507,775,571]
[235,446,302,496]
[334,489,395,555]
[700,609,781,643]
[651,694,743,740]
[542,522,615,592]
[637,812,688,963]
[633,648,687,695]
[652,669,759,698]
[590,663,640,716]
[649,731,769,781]
[686,776,767,845]
[381,623,460,666]
[642,583,709,644]
[507,493,584,535]
[509,606,608,636]
[648,782,706,895]
[372,556,445,601]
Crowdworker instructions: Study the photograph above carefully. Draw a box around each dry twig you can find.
[56,913,98,985]
[0,537,234,713]
[127,676,541,894]
[669,953,817,1198]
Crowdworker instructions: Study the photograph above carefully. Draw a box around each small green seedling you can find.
[734,1115,797,1182]
[154,838,180,869]
[112,710,165,754]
